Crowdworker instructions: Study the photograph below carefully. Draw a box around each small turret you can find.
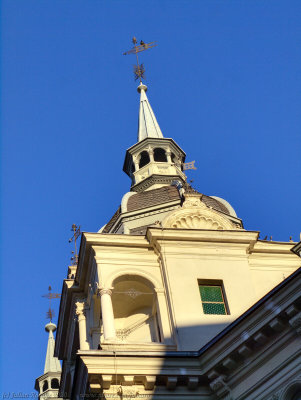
[35,322,62,399]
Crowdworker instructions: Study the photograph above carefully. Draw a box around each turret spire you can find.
[137,83,164,142]
[44,322,61,373]
[35,322,62,398]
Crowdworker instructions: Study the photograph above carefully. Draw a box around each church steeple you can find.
[35,323,61,399]
[137,83,163,141]
[123,84,187,192]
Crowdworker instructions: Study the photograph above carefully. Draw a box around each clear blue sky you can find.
[1,0,300,394]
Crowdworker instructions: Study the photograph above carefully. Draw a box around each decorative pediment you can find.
[162,194,237,230]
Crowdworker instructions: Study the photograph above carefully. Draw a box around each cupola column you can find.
[148,148,154,162]
[133,155,139,172]
[166,151,172,163]
[98,288,116,341]
[75,301,90,350]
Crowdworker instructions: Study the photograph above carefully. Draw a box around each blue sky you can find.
[1,0,300,394]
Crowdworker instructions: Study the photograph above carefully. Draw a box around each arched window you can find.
[42,381,48,392]
[51,378,60,389]
[171,153,176,163]
[139,151,150,168]
[154,148,167,162]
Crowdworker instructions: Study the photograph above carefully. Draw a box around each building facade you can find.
[39,82,301,399]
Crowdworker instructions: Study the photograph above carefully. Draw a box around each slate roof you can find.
[102,185,232,234]
[127,186,180,212]
[102,206,121,234]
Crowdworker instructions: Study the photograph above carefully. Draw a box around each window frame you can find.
[198,279,230,315]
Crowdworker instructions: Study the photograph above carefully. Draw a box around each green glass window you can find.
[199,285,227,315]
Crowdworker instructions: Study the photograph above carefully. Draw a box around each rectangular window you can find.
[199,283,228,315]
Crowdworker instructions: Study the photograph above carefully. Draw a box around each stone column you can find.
[133,156,139,172]
[75,301,90,350]
[148,149,154,162]
[98,288,116,341]
[166,151,172,163]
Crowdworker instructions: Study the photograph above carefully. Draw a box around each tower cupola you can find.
[123,83,186,192]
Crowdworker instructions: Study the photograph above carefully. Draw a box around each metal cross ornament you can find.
[69,224,81,265]
[123,37,157,83]
[42,285,61,322]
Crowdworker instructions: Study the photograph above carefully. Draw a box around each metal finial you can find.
[69,224,81,265]
[123,38,157,83]
[42,286,61,322]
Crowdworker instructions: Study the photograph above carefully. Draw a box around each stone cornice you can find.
[83,232,150,248]
[124,137,186,158]
[251,240,299,255]
[147,227,259,246]
[291,240,301,257]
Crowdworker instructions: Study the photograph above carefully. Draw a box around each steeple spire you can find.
[44,322,61,373]
[35,322,61,398]
[137,83,164,142]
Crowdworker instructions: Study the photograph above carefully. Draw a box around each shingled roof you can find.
[127,186,180,212]
[102,185,232,234]
[102,206,121,234]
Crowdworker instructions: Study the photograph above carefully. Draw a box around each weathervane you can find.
[183,160,197,171]
[69,224,81,265]
[42,286,61,322]
[123,37,157,83]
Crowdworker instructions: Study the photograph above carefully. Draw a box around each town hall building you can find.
[35,75,301,399]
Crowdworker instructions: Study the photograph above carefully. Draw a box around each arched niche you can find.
[111,275,161,343]
[154,148,167,162]
[139,151,150,168]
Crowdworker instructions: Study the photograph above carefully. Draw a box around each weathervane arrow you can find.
[123,37,157,83]
[42,286,61,322]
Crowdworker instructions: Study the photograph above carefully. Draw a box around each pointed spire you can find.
[137,83,164,142]
[44,322,61,374]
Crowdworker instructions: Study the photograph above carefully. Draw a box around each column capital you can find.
[97,287,113,297]
[75,300,87,321]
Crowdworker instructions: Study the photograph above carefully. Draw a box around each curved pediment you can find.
[162,194,238,230]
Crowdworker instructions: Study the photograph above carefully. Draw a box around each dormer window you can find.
[139,151,150,168]
[154,148,167,162]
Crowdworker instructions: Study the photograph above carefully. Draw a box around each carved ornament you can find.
[163,204,236,231]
